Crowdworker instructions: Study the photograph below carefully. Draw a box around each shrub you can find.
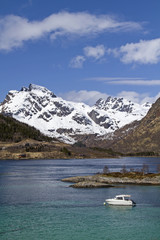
[61,147,71,156]
[120,165,127,174]
[73,141,86,148]
[141,164,149,175]
[103,165,110,174]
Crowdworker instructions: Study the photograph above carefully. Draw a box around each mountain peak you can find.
[0,84,151,143]
[21,84,57,97]
[95,96,132,111]
[94,96,151,115]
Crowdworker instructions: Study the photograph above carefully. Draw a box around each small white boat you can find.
[104,194,136,206]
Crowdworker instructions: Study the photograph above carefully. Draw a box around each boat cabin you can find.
[115,195,131,201]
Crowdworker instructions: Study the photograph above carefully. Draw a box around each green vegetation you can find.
[90,147,120,157]
[127,151,158,156]
[73,141,86,147]
[0,113,53,142]
[60,147,71,156]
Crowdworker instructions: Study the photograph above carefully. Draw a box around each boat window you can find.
[124,197,129,201]
[116,197,123,200]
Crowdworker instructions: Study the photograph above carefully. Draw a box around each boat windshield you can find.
[116,197,123,200]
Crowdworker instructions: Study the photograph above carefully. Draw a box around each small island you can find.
[62,171,160,188]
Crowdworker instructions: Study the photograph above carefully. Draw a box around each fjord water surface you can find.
[0,157,160,240]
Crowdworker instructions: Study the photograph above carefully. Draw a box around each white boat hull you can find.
[105,199,134,206]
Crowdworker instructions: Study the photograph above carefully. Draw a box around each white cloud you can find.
[60,89,160,106]
[60,90,109,106]
[86,77,160,86]
[0,12,142,51]
[117,91,160,104]
[111,38,160,64]
[70,44,106,68]
[117,91,149,104]
[83,45,106,59]
[69,55,86,68]
[108,80,160,85]
[86,77,143,81]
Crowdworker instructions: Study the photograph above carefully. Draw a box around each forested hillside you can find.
[0,114,52,142]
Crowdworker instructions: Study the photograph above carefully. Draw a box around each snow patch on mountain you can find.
[0,84,151,143]
[93,97,151,129]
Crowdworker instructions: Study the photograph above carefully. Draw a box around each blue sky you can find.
[0,0,160,105]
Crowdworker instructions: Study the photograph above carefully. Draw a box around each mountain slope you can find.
[0,84,151,143]
[110,97,160,155]
[0,113,53,142]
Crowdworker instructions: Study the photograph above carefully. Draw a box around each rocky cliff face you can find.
[0,84,151,143]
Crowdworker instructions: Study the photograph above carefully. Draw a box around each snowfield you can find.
[0,84,151,143]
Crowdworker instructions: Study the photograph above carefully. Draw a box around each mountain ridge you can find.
[0,84,151,143]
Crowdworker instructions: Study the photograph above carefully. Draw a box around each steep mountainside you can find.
[73,120,141,149]
[110,97,160,155]
[0,113,53,142]
[0,84,151,143]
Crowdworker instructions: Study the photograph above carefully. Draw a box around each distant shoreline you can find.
[0,138,160,160]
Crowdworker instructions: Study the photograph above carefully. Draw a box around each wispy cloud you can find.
[21,0,33,9]
[86,77,160,86]
[109,38,160,64]
[117,91,160,104]
[60,89,160,105]
[69,55,86,68]
[108,80,160,85]
[70,44,106,68]
[83,45,106,60]
[86,77,143,81]
[0,11,142,51]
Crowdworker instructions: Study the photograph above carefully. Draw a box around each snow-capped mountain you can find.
[93,97,151,130]
[0,84,151,143]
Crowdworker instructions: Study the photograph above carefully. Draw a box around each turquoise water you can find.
[0,158,160,240]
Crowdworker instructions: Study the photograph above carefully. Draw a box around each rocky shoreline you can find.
[62,172,160,188]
